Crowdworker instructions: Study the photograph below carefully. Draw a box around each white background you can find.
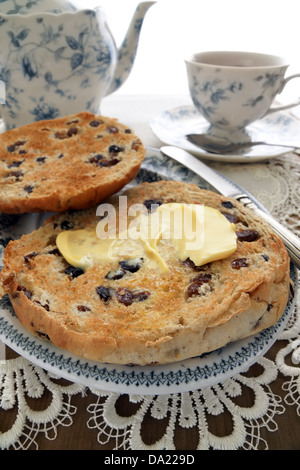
[74,0,300,100]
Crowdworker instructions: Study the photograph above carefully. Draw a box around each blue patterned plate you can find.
[150,105,300,162]
[0,148,297,395]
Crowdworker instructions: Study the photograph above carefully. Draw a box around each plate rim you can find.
[0,147,296,395]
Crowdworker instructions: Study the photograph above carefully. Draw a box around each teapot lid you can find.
[0,0,77,14]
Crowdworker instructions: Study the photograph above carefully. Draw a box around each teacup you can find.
[185,51,300,143]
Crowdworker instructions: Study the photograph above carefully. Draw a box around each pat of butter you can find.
[56,203,237,272]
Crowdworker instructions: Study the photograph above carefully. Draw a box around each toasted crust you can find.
[0,181,290,365]
[0,112,145,213]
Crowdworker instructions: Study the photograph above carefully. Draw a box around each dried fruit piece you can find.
[105,267,126,280]
[236,229,259,242]
[221,200,235,209]
[96,286,113,302]
[24,185,34,193]
[131,140,140,151]
[190,273,212,283]
[143,199,163,211]
[65,266,84,278]
[7,160,23,168]
[89,154,104,164]
[119,257,143,273]
[182,258,209,271]
[231,258,249,269]
[77,305,91,312]
[13,285,32,299]
[116,287,134,306]
[34,300,50,311]
[107,126,119,134]
[89,119,103,127]
[99,158,120,167]
[7,140,26,152]
[54,131,69,140]
[67,126,78,137]
[187,281,203,298]
[133,290,150,302]
[109,145,124,154]
[48,248,60,256]
[116,288,150,306]
[6,170,23,180]
[54,127,77,139]
[59,220,73,230]
[24,252,38,264]
[221,211,240,224]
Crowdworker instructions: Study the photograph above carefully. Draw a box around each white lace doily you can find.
[0,152,299,450]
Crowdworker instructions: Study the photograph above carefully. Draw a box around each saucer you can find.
[150,105,300,162]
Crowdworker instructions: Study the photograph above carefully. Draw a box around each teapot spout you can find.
[105,1,156,96]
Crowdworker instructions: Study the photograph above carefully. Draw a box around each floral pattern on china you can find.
[0,0,156,129]
[185,51,300,144]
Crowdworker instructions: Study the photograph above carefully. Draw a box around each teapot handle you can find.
[265,74,300,115]
[105,2,156,96]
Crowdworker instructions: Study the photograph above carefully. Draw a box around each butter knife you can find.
[161,145,300,269]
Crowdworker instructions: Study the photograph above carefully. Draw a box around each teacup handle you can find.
[265,74,300,115]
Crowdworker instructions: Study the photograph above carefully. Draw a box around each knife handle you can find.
[237,195,300,269]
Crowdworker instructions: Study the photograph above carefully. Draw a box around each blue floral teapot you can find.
[0,0,156,129]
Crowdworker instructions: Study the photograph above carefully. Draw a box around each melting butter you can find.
[56,203,237,273]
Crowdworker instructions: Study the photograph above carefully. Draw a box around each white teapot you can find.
[0,0,156,128]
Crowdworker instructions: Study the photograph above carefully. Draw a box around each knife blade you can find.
[161,145,300,269]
